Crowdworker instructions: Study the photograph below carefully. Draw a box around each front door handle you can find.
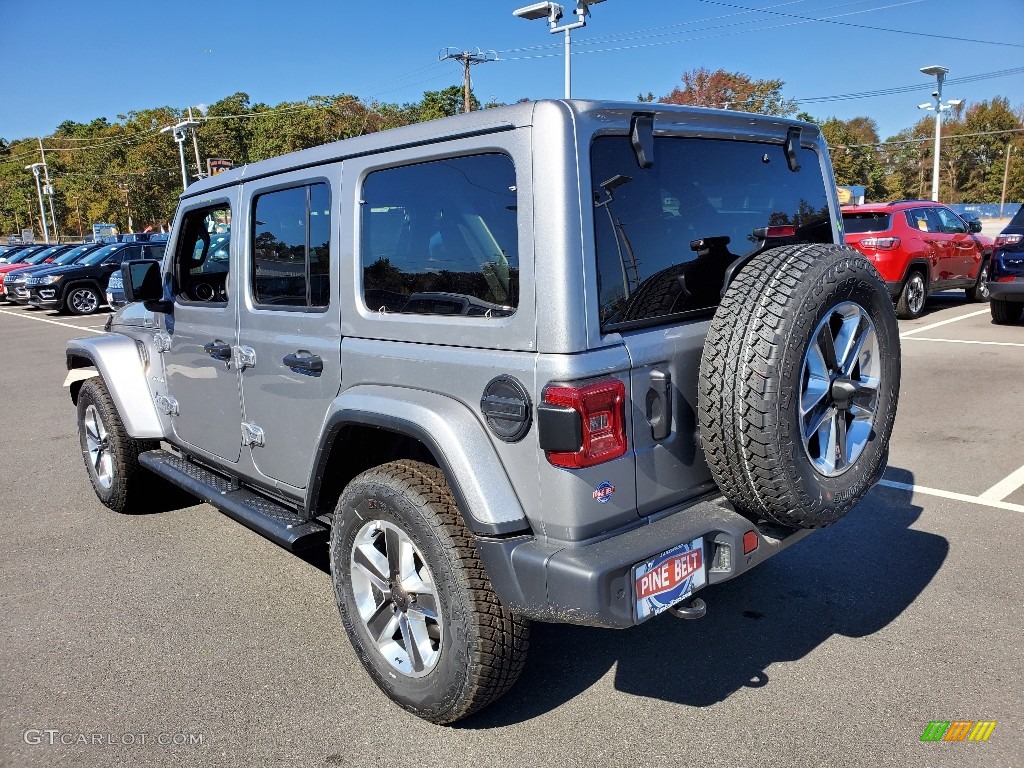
[203,340,232,360]
[283,351,323,374]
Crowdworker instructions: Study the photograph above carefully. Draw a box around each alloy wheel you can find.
[799,302,881,477]
[83,404,113,489]
[350,519,442,678]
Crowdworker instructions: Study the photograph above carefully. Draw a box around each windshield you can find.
[842,212,891,234]
[52,245,95,265]
[25,250,56,265]
[81,244,120,266]
[591,135,833,329]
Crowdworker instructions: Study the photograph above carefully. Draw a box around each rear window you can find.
[1009,206,1024,227]
[842,212,892,234]
[591,136,833,330]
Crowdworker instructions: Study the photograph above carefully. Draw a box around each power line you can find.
[696,0,1024,48]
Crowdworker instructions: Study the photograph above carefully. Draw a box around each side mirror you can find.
[122,259,163,303]
[968,218,982,233]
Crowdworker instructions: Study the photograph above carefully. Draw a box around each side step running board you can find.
[139,449,328,551]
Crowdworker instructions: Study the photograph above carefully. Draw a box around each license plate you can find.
[633,537,706,621]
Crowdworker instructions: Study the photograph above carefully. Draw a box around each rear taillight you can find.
[995,234,1023,247]
[541,379,627,468]
[859,237,900,250]
[752,225,797,239]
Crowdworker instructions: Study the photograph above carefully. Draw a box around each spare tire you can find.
[698,243,900,529]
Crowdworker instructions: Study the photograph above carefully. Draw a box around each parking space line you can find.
[903,337,1024,348]
[0,309,103,334]
[899,309,990,338]
[980,464,1024,501]
[878,479,1024,515]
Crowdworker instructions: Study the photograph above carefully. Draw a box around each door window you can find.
[251,183,331,309]
[360,153,519,317]
[934,207,967,234]
[174,205,232,305]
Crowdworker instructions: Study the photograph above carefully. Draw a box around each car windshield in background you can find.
[52,245,95,265]
[80,245,120,265]
[842,212,892,233]
[591,136,833,329]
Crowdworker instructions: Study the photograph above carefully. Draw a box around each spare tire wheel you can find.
[698,243,900,529]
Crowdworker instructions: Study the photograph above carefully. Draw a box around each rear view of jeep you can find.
[67,100,899,725]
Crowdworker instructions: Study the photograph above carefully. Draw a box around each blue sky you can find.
[2,0,1022,143]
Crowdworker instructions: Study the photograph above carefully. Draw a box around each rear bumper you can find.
[477,496,813,628]
[988,279,1024,302]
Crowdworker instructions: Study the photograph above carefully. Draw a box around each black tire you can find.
[895,270,927,319]
[990,298,1023,325]
[330,460,529,724]
[65,283,103,315]
[698,244,901,529]
[966,261,990,302]
[77,378,160,513]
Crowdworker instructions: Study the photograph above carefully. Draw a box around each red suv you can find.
[842,201,992,319]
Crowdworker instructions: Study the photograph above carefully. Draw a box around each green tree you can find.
[819,116,886,201]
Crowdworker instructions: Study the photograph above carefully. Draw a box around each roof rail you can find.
[886,199,932,206]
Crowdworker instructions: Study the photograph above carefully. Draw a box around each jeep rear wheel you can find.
[330,460,529,724]
[77,378,159,513]
[698,244,900,529]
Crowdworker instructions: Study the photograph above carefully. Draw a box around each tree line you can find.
[1,71,1021,239]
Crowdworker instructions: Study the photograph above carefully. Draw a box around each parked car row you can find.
[0,236,167,314]
[988,205,1024,325]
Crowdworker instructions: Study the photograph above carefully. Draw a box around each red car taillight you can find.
[859,236,901,250]
[542,379,627,468]
[995,234,1023,247]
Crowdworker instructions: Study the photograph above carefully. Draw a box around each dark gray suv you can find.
[65,100,900,723]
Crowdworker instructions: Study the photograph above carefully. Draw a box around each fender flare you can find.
[66,335,164,439]
[307,386,531,535]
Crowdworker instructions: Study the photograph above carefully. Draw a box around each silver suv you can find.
[65,100,900,724]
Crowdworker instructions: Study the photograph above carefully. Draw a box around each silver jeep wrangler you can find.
[66,100,900,724]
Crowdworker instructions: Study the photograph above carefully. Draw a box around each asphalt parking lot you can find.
[1,294,1021,768]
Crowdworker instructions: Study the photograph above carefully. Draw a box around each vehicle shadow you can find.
[459,467,945,728]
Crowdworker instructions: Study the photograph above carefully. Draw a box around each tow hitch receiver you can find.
[669,597,707,620]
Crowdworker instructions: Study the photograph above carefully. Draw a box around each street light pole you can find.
[161,113,202,192]
[918,65,962,203]
[38,138,59,242]
[25,163,50,244]
[513,0,607,99]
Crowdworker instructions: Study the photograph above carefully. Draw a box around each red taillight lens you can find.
[764,225,796,238]
[544,379,627,468]
[859,236,900,250]
[995,234,1023,247]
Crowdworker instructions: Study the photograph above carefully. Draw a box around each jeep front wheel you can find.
[330,460,529,724]
[66,285,102,315]
[698,243,901,529]
[77,378,159,513]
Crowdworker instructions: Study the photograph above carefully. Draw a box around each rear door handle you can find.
[283,351,323,374]
[646,369,672,441]
[203,340,232,360]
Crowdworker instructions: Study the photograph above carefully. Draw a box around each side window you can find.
[145,244,166,260]
[905,209,930,232]
[105,246,134,266]
[360,153,519,317]
[935,207,966,234]
[923,208,944,234]
[174,204,232,305]
[251,183,330,309]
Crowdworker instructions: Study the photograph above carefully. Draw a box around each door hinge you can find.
[241,421,265,448]
[153,332,172,352]
[154,394,179,416]
[234,345,256,370]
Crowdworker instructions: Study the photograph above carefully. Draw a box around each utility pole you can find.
[26,163,49,243]
[188,107,204,179]
[439,48,497,113]
[161,113,202,191]
[1001,144,1015,219]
